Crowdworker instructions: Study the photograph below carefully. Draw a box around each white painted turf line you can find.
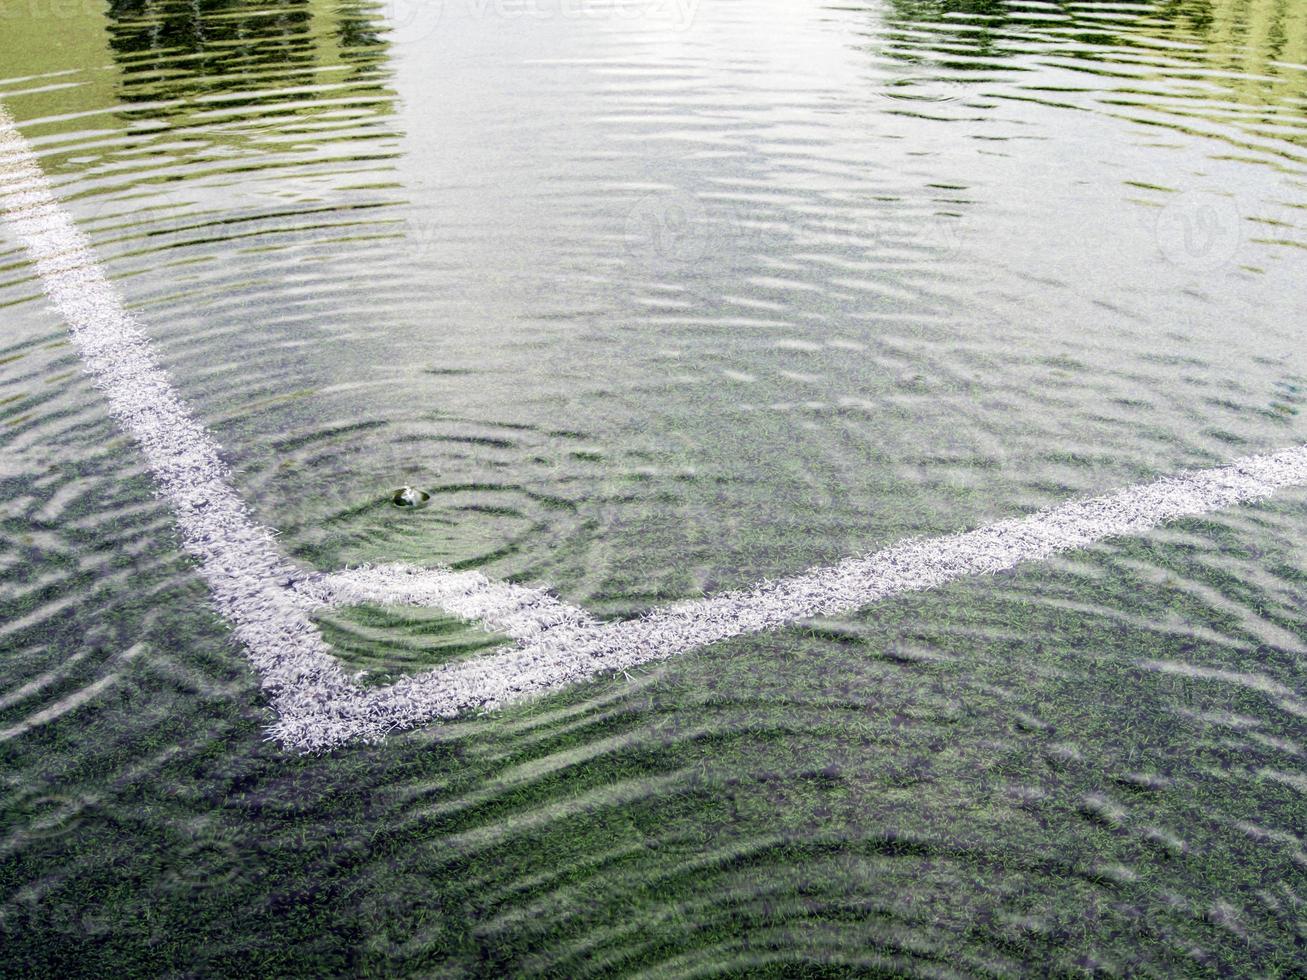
[3,106,1306,753]
[0,106,579,749]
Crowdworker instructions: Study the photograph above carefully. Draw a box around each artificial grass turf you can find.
[2,517,1304,977]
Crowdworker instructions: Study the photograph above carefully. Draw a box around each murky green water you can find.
[1,0,1305,974]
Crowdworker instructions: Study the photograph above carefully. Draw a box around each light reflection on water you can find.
[0,0,1304,974]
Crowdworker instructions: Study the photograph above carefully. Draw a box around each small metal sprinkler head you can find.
[392,486,431,509]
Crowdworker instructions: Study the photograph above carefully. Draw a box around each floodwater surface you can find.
[1,0,1305,974]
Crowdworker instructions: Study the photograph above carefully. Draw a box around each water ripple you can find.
[1,0,1305,973]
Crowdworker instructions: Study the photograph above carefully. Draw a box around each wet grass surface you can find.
[312,604,509,684]
[1,0,1306,971]
[2,506,1304,976]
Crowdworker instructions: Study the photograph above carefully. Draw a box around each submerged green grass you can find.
[1,506,1304,977]
[312,604,510,685]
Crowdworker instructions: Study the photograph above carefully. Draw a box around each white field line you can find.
[0,106,358,728]
[3,105,1306,752]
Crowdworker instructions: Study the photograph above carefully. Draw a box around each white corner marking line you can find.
[2,104,1305,753]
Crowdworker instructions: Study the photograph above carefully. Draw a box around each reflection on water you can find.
[107,0,316,85]
[878,0,1307,167]
[0,0,1305,974]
